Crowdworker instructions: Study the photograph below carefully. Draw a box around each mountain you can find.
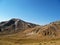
[0,18,37,35]
[0,18,60,45]
[23,21,60,40]
[0,18,60,40]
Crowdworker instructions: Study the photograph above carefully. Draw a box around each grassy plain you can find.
[0,36,60,45]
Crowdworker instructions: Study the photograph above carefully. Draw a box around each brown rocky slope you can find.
[0,18,60,40]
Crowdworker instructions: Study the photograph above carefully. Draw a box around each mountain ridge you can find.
[0,18,60,40]
[0,18,38,35]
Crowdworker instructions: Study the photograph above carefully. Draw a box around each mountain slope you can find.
[0,18,60,45]
[0,18,37,35]
[0,18,60,40]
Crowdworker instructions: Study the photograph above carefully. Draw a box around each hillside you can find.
[0,18,37,35]
[0,18,60,45]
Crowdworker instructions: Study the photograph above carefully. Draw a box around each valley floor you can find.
[0,37,60,45]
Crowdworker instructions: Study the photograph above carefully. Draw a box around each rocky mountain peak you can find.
[0,18,37,34]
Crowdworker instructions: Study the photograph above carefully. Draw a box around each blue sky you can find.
[0,0,60,25]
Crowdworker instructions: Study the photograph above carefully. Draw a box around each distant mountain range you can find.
[0,18,60,40]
